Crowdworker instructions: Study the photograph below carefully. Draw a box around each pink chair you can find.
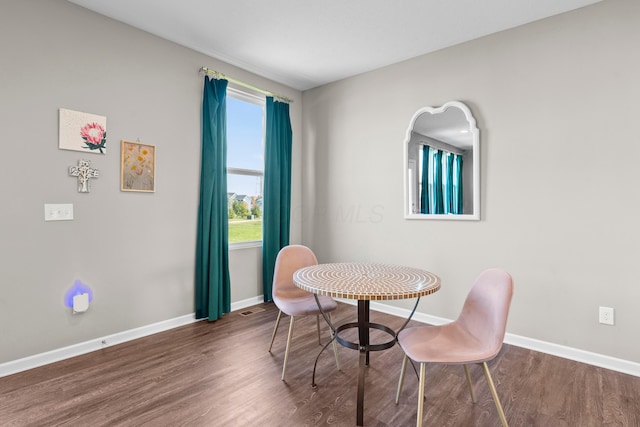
[396,268,514,427]
[267,245,340,381]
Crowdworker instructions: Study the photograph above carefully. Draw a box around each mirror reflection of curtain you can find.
[421,145,464,215]
[420,146,430,214]
[431,150,444,214]
[453,155,463,214]
[443,153,455,214]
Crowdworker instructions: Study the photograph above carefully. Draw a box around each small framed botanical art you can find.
[121,140,155,192]
[59,108,107,154]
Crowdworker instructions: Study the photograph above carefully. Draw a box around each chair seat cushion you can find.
[398,322,499,364]
[273,291,337,317]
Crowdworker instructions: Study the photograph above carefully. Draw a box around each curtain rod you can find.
[420,139,465,156]
[199,66,293,104]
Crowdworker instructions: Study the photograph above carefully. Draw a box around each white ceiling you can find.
[68,0,601,91]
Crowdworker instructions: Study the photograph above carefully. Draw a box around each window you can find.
[226,88,265,246]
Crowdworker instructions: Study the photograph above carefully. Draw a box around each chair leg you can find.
[481,362,508,427]
[463,364,476,403]
[416,362,426,427]
[396,353,409,404]
[329,313,340,371]
[281,316,295,381]
[268,310,283,352]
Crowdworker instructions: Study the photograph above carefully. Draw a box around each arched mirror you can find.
[404,101,479,220]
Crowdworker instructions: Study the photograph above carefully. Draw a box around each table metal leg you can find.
[311,295,339,388]
[312,296,418,426]
[362,300,370,366]
[396,296,421,336]
[313,295,337,334]
[357,349,367,426]
[356,300,370,426]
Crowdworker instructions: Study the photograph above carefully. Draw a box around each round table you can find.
[294,262,441,426]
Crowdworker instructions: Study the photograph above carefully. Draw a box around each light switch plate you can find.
[44,204,74,221]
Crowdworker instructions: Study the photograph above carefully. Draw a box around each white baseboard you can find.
[0,296,266,378]
[231,295,265,312]
[356,299,640,378]
[4,297,638,379]
[0,314,197,378]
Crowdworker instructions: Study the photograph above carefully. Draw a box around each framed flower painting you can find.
[121,140,155,192]
[59,108,107,154]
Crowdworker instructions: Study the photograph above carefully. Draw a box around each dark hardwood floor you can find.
[2,302,639,426]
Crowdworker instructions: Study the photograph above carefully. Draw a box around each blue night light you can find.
[64,279,93,308]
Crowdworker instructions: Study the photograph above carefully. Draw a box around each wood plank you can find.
[1,302,639,426]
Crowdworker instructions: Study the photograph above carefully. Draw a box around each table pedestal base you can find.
[313,298,421,426]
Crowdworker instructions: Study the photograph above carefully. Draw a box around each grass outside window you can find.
[229,219,262,243]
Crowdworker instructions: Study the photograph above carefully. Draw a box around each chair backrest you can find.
[457,268,514,359]
[272,245,318,298]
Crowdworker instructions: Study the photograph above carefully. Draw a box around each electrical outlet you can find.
[599,306,614,325]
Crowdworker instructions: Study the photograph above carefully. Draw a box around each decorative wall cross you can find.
[69,159,99,193]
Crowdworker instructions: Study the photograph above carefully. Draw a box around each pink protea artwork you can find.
[80,122,107,153]
[59,108,107,154]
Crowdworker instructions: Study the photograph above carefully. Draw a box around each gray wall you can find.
[301,0,640,362]
[0,0,301,363]
[3,0,638,368]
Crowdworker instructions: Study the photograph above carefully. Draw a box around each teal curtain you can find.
[195,76,231,321]
[452,155,463,214]
[423,148,463,215]
[443,153,455,214]
[262,97,292,302]
[431,149,444,214]
[420,145,430,214]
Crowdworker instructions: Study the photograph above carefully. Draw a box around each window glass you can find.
[227,90,265,245]
[227,95,264,171]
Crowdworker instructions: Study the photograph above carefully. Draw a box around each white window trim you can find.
[228,86,265,106]
[227,167,263,177]
[229,240,262,250]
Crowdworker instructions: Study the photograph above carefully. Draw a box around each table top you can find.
[293,262,440,301]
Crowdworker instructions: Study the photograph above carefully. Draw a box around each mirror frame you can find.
[403,101,480,220]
